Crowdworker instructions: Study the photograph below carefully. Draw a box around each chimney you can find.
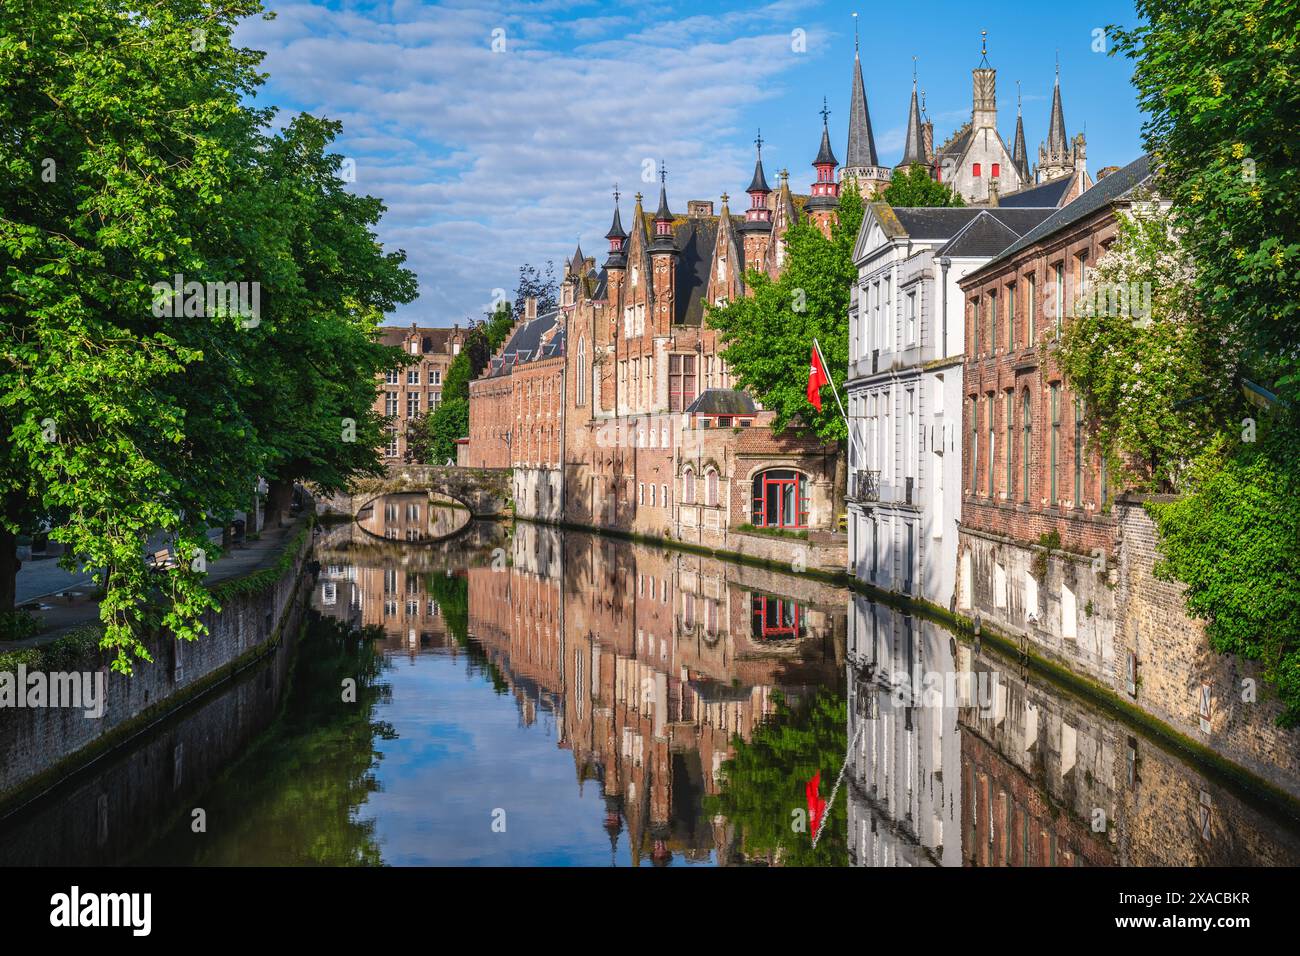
[687,200,714,217]
[525,296,537,322]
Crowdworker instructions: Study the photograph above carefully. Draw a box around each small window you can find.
[991,162,1000,179]
[972,162,982,177]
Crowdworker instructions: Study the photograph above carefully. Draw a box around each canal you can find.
[3,496,1299,866]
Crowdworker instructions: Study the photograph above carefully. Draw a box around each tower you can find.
[737,131,773,272]
[1012,81,1030,181]
[805,98,840,238]
[972,31,997,132]
[649,164,678,333]
[1037,56,1086,183]
[840,15,891,197]
[897,57,927,175]
[602,186,628,341]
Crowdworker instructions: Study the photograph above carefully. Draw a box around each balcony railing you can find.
[851,469,881,503]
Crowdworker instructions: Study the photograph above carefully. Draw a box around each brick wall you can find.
[0,527,312,807]
[1114,497,1300,798]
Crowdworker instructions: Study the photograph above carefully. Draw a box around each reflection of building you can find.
[846,598,1300,867]
[376,324,468,462]
[463,526,846,864]
[847,597,961,866]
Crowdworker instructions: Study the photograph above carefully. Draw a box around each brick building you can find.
[465,101,859,564]
[955,154,1153,679]
[466,296,567,519]
[376,323,468,462]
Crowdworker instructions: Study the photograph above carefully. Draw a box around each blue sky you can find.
[235,0,1147,326]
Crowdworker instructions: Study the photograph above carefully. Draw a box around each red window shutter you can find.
[972,163,981,177]
[992,163,1000,178]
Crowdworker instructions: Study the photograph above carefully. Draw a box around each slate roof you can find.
[685,389,758,416]
[974,154,1153,274]
[934,211,1036,258]
[997,175,1074,208]
[846,53,880,168]
[486,307,561,377]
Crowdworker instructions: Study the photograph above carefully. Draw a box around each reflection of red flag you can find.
[805,771,826,838]
[807,346,830,412]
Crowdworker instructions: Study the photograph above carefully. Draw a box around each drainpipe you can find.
[937,256,951,360]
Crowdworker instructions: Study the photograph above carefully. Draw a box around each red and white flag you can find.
[807,345,830,411]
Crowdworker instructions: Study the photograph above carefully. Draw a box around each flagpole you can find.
[813,337,865,465]
[812,719,863,850]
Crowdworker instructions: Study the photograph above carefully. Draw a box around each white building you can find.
[847,204,1054,608]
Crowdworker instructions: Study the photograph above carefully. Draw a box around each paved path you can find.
[3,516,310,653]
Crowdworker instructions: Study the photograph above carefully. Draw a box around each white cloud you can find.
[238,0,819,324]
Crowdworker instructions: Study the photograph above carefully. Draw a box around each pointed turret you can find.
[604,186,628,269]
[1012,81,1030,180]
[651,163,676,249]
[740,131,773,228]
[899,59,926,170]
[806,97,840,236]
[845,54,879,169]
[840,16,890,197]
[1046,64,1068,155]
[1036,57,1084,184]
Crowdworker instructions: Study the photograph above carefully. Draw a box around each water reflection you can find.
[355,492,470,542]
[5,515,1299,866]
[847,595,1300,866]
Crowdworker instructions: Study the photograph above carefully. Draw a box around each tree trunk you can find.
[265,479,295,528]
[0,524,17,613]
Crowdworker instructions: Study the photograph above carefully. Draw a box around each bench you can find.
[146,548,180,571]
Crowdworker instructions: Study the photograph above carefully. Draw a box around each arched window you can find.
[751,469,808,529]
[576,337,587,405]
[683,468,696,504]
[705,468,719,507]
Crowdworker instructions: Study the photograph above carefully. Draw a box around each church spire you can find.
[845,17,879,169]
[652,162,674,242]
[1012,81,1029,180]
[1046,56,1068,155]
[899,57,925,169]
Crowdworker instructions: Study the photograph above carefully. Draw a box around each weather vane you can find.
[820,97,830,125]
[612,182,620,204]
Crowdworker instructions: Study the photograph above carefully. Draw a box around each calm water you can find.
[4,497,1300,866]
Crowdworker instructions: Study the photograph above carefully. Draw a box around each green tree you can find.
[706,184,864,444]
[881,165,965,207]
[1098,0,1300,723]
[0,0,414,671]
[1054,201,1239,491]
[704,690,850,866]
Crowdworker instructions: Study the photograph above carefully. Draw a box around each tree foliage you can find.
[410,265,553,465]
[0,0,415,671]
[705,185,864,443]
[881,165,965,207]
[1054,201,1240,491]
[1097,0,1300,722]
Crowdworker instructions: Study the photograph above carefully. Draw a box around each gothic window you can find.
[1005,391,1015,497]
[683,467,696,504]
[705,468,718,507]
[1074,399,1084,507]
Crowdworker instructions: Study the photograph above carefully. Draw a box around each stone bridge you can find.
[321,465,512,519]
